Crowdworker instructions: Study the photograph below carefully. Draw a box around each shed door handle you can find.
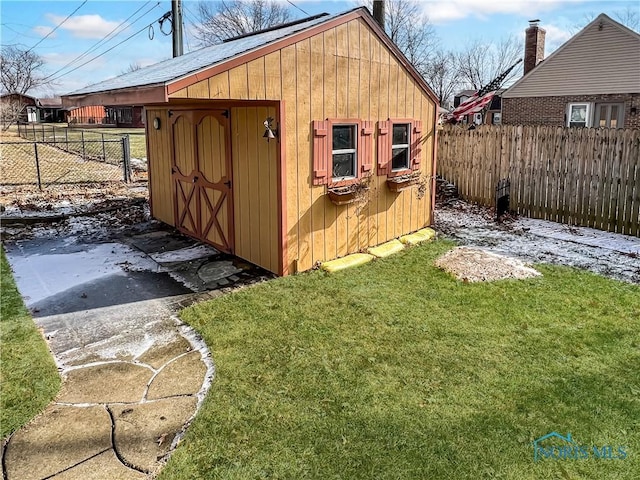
[223,180,231,188]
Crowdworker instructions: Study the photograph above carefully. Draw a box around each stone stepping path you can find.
[1,295,215,479]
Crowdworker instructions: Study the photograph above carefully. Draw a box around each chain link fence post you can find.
[122,135,131,182]
[102,133,106,162]
[81,131,86,159]
[34,143,42,191]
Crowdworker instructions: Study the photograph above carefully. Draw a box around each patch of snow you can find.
[516,218,640,255]
[434,201,640,284]
[8,242,157,306]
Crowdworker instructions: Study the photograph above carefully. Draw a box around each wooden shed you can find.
[62,8,439,276]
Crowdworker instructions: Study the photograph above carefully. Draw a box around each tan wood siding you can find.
[166,17,436,274]
[231,106,279,273]
[145,108,174,225]
[504,19,640,98]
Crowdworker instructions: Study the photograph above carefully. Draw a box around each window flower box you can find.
[327,183,369,206]
[386,173,420,193]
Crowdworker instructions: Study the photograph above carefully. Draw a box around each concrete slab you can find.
[0,219,231,478]
[38,299,188,367]
[136,335,193,370]
[127,230,198,254]
[4,405,111,480]
[112,397,198,472]
[58,362,154,404]
[147,351,208,400]
[50,450,147,480]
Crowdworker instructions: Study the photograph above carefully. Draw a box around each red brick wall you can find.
[524,26,546,75]
[502,93,640,128]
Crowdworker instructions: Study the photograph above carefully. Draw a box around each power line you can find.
[285,0,310,17]
[47,11,172,83]
[43,1,159,81]
[26,1,88,54]
[181,4,200,52]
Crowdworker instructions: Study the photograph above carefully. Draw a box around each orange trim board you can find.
[278,101,287,276]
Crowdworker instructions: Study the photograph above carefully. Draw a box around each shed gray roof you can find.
[67,11,343,96]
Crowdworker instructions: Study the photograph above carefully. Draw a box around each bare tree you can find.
[614,6,640,31]
[455,35,522,90]
[1,46,50,129]
[573,8,640,33]
[1,46,48,94]
[365,0,436,76]
[121,62,143,75]
[423,49,460,107]
[194,0,292,45]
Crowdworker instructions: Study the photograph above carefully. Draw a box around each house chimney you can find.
[373,0,385,30]
[524,19,545,75]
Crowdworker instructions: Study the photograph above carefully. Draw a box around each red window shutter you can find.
[312,120,329,185]
[360,121,374,173]
[377,120,391,175]
[411,120,423,171]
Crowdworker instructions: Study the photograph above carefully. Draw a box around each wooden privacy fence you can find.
[437,125,640,237]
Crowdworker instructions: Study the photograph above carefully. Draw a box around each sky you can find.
[1,0,638,98]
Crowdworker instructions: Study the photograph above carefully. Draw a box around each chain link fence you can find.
[1,125,134,190]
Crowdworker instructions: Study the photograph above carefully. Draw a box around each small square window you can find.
[567,103,591,128]
[332,124,357,180]
[391,123,410,171]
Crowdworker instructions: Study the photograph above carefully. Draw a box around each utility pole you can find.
[172,0,183,57]
[373,0,385,30]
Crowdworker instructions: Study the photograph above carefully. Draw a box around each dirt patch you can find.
[435,246,541,282]
[0,184,154,242]
[434,199,640,284]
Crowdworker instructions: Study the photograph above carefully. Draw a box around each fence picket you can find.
[437,124,639,237]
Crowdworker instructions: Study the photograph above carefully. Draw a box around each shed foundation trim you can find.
[399,228,436,245]
[321,253,375,273]
[367,240,405,258]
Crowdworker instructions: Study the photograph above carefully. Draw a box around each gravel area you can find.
[434,200,640,284]
[435,246,542,282]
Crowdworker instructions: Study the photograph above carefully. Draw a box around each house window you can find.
[117,107,133,124]
[391,123,410,171]
[567,103,591,128]
[332,124,357,180]
[595,103,624,128]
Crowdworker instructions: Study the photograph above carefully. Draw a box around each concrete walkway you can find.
[1,223,273,479]
[1,293,216,479]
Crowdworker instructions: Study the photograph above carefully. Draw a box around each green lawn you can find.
[1,248,60,438]
[19,124,147,159]
[162,240,640,479]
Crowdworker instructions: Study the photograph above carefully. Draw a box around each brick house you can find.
[502,14,640,128]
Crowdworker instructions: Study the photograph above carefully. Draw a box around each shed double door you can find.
[171,109,234,253]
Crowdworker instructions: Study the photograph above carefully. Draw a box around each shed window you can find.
[312,119,373,186]
[332,124,357,180]
[567,103,591,128]
[391,123,410,171]
[377,120,422,177]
